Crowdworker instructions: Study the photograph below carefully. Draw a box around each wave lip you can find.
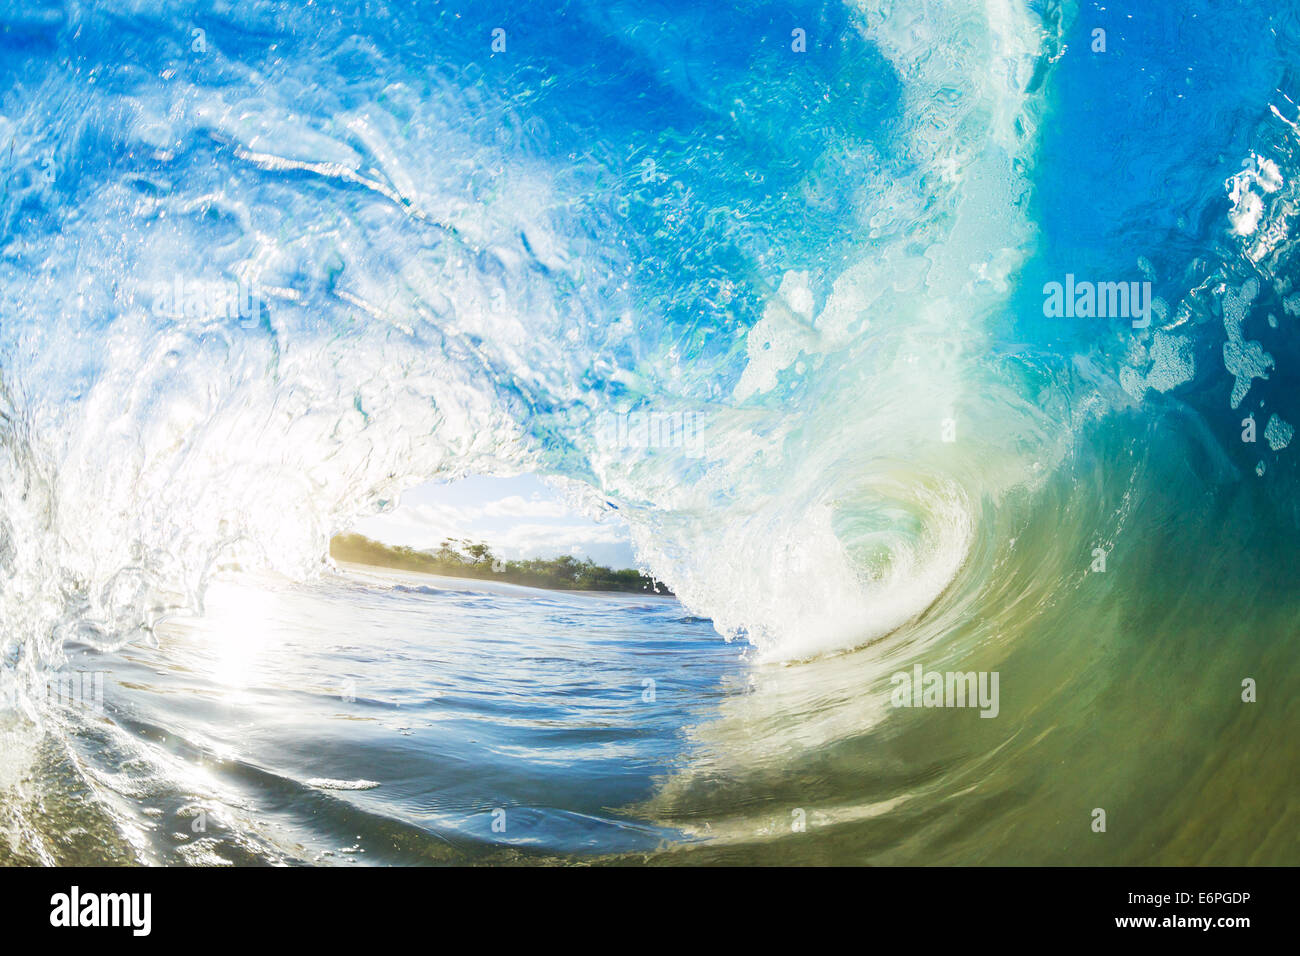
[0,0,1053,680]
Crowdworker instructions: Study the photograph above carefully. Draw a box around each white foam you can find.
[306,778,380,791]
[1265,414,1294,451]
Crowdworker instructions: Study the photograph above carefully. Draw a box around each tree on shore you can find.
[329,533,673,595]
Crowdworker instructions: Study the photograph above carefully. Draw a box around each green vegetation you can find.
[330,533,673,595]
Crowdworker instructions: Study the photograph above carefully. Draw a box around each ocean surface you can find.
[1,0,1298,865]
[3,567,748,864]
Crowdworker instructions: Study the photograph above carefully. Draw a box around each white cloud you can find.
[347,475,637,567]
[477,495,571,519]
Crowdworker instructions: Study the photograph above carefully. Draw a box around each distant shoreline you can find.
[330,533,674,596]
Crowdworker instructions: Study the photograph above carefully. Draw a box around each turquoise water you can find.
[1,0,1298,864]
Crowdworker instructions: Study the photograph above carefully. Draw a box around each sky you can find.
[348,474,639,568]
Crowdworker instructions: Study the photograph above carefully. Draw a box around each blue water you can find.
[1,1,1298,864]
[24,570,739,864]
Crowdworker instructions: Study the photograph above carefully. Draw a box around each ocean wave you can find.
[0,0,1297,686]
